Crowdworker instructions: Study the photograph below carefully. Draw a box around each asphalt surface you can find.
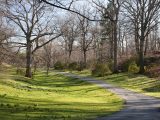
[59,72,160,120]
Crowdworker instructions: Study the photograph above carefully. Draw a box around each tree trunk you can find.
[139,37,145,74]
[46,63,49,76]
[135,28,140,55]
[121,36,124,56]
[110,26,114,59]
[83,50,87,68]
[33,62,37,74]
[144,34,149,56]
[126,38,128,57]
[25,41,32,78]
[113,22,118,73]
[68,51,72,62]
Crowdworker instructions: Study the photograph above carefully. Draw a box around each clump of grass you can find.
[0,94,7,98]
[0,103,4,107]
[25,114,30,120]
[33,103,38,107]
[6,103,12,108]
[14,103,20,108]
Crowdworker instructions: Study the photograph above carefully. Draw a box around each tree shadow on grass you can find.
[102,73,159,89]
[0,95,120,120]
[9,75,95,94]
[102,73,130,84]
[142,84,160,92]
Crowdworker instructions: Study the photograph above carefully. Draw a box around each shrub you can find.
[68,62,78,71]
[108,60,114,72]
[146,64,160,78]
[76,62,86,71]
[92,63,111,77]
[119,57,138,72]
[86,59,97,69]
[54,61,64,70]
[128,62,139,73]
[144,56,160,66]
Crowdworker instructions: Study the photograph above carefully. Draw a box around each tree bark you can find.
[144,34,149,56]
[139,37,145,74]
[113,22,118,73]
[68,51,72,62]
[25,41,32,78]
[135,27,140,55]
[33,62,37,74]
[110,27,114,59]
[83,50,87,68]
[46,63,49,76]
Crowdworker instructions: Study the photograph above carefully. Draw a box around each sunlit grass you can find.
[71,70,160,98]
[0,68,123,120]
[101,73,160,98]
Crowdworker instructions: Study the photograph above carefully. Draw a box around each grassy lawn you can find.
[0,68,123,120]
[71,70,160,98]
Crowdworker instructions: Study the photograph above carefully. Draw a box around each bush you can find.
[76,62,86,71]
[92,63,111,77]
[144,56,160,66]
[86,60,94,69]
[54,61,64,70]
[108,60,114,72]
[119,57,138,72]
[146,64,160,78]
[68,62,78,71]
[128,62,139,73]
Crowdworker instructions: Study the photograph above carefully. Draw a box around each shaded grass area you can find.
[0,68,123,120]
[71,70,160,98]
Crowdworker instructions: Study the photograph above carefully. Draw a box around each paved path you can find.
[58,72,160,120]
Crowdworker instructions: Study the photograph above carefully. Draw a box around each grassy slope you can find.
[0,68,123,120]
[71,70,160,98]
[102,73,160,98]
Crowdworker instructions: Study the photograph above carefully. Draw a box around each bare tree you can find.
[93,0,121,73]
[42,42,52,75]
[39,0,98,21]
[60,15,79,62]
[77,12,94,68]
[0,8,15,65]
[123,0,160,73]
[3,0,62,77]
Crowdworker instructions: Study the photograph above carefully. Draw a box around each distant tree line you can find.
[0,0,160,77]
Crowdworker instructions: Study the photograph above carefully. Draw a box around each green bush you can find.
[128,62,139,73]
[92,63,111,77]
[68,62,78,70]
[120,57,138,72]
[108,60,114,72]
[54,61,64,70]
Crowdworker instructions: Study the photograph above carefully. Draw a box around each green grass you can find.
[101,73,160,98]
[0,68,123,120]
[71,70,160,98]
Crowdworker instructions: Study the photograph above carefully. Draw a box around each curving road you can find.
[59,72,160,120]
